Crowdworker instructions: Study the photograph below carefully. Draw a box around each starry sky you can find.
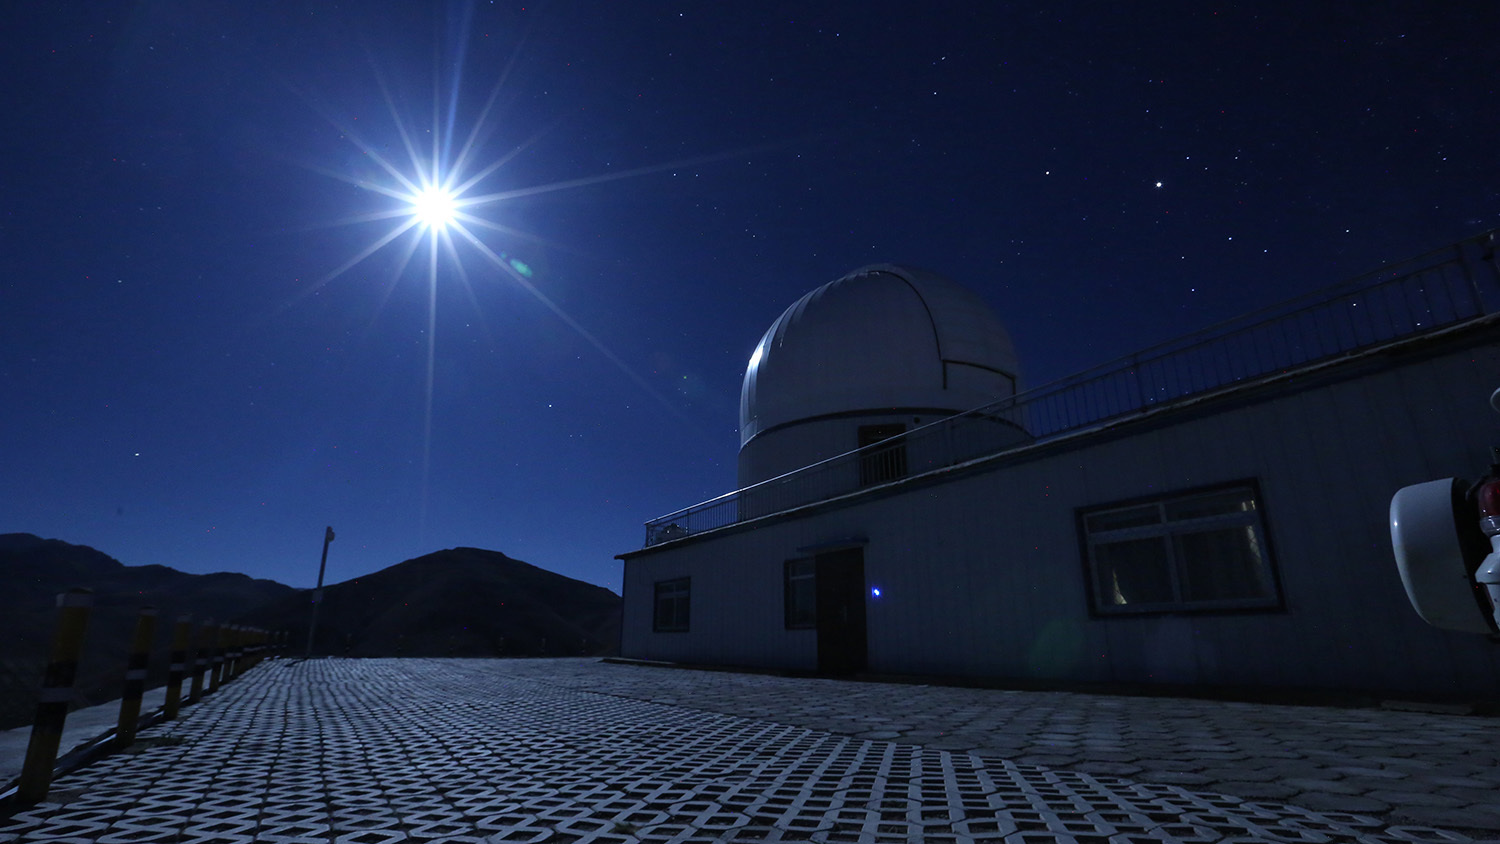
[3,1,1496,593]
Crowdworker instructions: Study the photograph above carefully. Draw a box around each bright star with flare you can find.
[290,12,766,540]
[411,185,458,230]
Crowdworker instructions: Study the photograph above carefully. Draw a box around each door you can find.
[815,547,868,674]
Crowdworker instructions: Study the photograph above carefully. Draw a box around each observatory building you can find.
[738,265,1025,490]
[619,234,1500,698]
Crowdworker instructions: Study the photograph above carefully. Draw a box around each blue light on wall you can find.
[871,586,882,598]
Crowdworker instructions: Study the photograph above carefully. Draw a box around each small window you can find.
[858,424,907,486]
[1081,482,1280,615]
[784,558,816,629]
[653,578,691,632]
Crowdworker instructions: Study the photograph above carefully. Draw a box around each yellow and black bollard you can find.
[239,627,252,673]
[189,619,214,702]
[235,626,247,675]
[224,625,240,681]
[240,627,253,672]
[17,588,93,805]
[208,624,227,693]
[115,606,158,748]
[240,628,252,673]
[163,614,192,720]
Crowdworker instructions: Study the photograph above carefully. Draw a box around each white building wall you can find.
[737,413,913,497]
[620,529,818,670]
[621,337,1500,697]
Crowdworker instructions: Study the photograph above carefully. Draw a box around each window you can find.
[784,558,816,629]
[1080,483,1280,615]
[653,578,691,632]
[858,424,907,486]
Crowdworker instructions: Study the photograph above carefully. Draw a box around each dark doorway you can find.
[815,548,868,674]
[857,424,907,486]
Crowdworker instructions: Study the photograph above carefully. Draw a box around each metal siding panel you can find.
[1321,374,1456,689]
[950,478,998,674]
[869,489,962,673]
[1009,459,1096,680]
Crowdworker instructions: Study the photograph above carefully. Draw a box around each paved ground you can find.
[0,658,1495,843]
[502,661,1500,830]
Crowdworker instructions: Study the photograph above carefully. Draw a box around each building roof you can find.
[739,265,1021,447]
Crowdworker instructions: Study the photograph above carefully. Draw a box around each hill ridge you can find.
[0,535,621,730]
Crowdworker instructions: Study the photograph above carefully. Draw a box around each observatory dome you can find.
[738,265,1021,485]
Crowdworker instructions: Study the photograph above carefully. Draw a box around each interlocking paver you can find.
[2,658,1497,843]
[471,659,1500,833]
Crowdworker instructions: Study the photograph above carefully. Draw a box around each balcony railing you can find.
[645,230,1500,546]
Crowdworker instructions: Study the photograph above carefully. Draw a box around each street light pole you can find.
[304,526,335,659]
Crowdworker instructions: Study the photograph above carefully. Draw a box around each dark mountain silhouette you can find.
[242,547,621,659]
[0,533,298,730]
[0,535,621,731]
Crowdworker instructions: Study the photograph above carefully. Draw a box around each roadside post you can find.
[305,526,335,659]
[188,619,213,702]
[208,624,227,693]
[164,615,192,720]
[17,588,93,805]
[115,606,158,748]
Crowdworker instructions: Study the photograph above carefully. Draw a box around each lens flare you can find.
[411,186,457,230]
[290,11,770,540]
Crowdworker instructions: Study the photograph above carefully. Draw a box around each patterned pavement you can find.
[489,661,1500,830]
[0,658,1495,843]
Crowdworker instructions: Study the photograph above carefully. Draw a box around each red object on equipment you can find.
[1477,478,1500,536]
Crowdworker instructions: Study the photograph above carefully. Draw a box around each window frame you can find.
[652,577,691,632]
[1078,480,1284,617]
[784,557,816,630]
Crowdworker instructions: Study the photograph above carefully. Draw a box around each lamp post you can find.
[304,526,335,659]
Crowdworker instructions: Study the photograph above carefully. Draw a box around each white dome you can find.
[739,265,1021,450]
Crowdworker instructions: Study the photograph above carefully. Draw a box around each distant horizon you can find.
[8,225,1495,593]
[1,532,624,598]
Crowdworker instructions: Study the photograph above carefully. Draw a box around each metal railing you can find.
[645,231,1500,546]
[4,591,283,807]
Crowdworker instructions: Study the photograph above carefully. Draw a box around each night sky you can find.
[3,1,1496,593]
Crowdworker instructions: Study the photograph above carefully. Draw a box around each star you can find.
[411,186,458,230]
